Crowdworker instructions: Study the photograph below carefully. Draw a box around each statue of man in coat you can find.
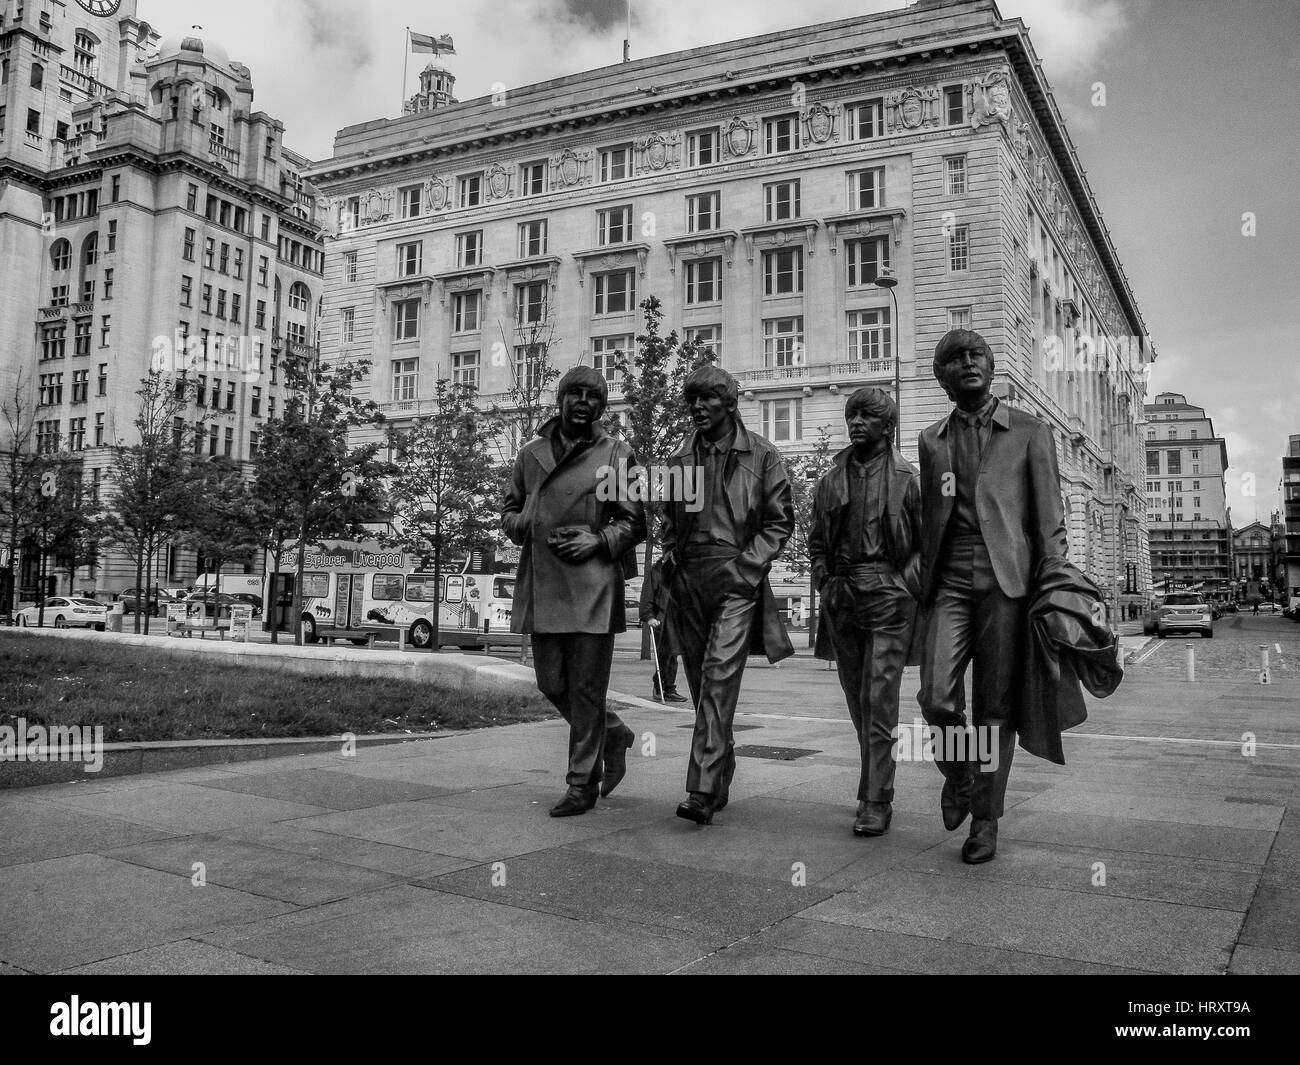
[660,365,795,825]
[916,329,1069,862]
[810,387,923,838]
[502,367,646,817]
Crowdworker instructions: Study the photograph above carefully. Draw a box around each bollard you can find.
[300,622,311,645]
[398,626,405,652]
[1185,643,1195,683]
[1260,645,1271,685]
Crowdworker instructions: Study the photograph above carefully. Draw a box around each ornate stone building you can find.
[1,3,323,599]
[308,0,1155,608]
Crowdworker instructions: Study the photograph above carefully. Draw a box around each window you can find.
[947,307,972,331]
[71,370,89,403]
[689,325,722,363]
[762,398,802,442]
[251,387,262,416]
[763,317,803,368]
[594,270,635,315]
[262,214,273,240]
[105,221,117,253]
[181,228,195,261]
[584,336,627,383]
[397,241,423,277]
[391,359,418,402]
[1146,451,1160,475]
[255,300,266,329]
[393,299,420,341]
[845,237,889,287]
[949,225,970,271]
[1192,480,1201,491]
[208,424,219,456]
[27,109,41,137]
[455,231,482,268]
[514,346,545,391]
[233,249,244,280]
[944,84,966,126]
[847,308,892,361]
[288,282,310,311]
[848,167,885,210]
[1190,446,1200,455]
[597,205,633,246]
[203,238,215,269]
[258,256,270,287]
[846,98,884,141]
[66,418,85,451]
[764,113,800,154]
[685,259,722,305]
[519,160,547,196]
[343,252,357,283]
[515,282,547,325]
[687,128,718,167]
[50,285,69,308]
[286,322,307,346]
[51,240,72,272]
[94,413,105,447]
[687,191,720,233]
[202,284,212,314]
[219,243,229,274]
[340,307,355,344]
[457,172,482,208]
[518,219,548,258]
[600,144,632,182]
[74,322,91,356]
[31,63,44,90]
[100,315,111,346]
[452,291,481,333]
[763,248,804,296]
[764,180,800,222]
[216,289,227,319]
[97,364,108,396]
[1167,451,1182,475]
[452,351,480,390]
[399,184,422,219]
[946,155,967,195]
[196,375,208,407]
[230,294,241,325]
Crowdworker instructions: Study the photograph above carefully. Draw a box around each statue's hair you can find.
[844,387,897,429]
[683,364,739,406]
[556,365,608,412]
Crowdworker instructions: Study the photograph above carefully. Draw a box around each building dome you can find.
[153,25,234,72]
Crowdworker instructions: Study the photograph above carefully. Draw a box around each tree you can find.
[25,448,99,626]
[100,370,198,634]
[784,425,835,646]
[0,370,41,616]
[388,379,502,648]
[180,457,259,615]
[484,316,562,464]
[250,353,389,644]
[613,295,716,657]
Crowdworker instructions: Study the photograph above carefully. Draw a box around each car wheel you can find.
[54,616,68,629]
[301,616,318,644]
[95,624,105,632]
[1156,631,1165,639]
[409,620,433,649]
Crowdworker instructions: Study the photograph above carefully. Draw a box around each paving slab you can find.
[800,869,1242,974]
[102,834,411,906]
[677,939,905,975]
[56,940,308,975]
[997,810,1276,865]
[743,917,1151,974]
[0,853,295,973]
[0,797,175,868]
[1227,943,1300,975]
[1011,789,1285,832]
[196,883,712,974]
[191,767,455,810]
[1238,884,1300,954]
[36,782,330,833]
[213,822,476,878]
[419,846,833,945]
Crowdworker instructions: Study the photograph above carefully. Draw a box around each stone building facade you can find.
[308,0,1155,608]
[1,3,323,598]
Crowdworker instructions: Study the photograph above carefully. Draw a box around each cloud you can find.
[996,0,1132,79]
[550,0,635,34]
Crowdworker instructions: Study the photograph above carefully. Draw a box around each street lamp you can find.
[873,267,903,447]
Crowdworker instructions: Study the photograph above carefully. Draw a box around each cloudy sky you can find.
[145,0,1300,524]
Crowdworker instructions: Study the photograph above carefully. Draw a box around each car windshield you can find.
[1164,595,1204,606]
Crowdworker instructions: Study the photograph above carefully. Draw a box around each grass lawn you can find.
[0,633,555,742]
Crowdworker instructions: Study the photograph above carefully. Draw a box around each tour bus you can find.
[264,540,516,648]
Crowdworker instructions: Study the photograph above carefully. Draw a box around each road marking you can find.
[1064,731,1300,751]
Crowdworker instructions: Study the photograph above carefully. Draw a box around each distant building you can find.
[0,4,323,599]
[1144,391,1231,598]
[1233,520,1273,592]
[1282,436,1300,605]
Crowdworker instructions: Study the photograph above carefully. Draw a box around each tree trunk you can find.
[293,530,308,646]
[807,576,817,648]
[640,510,654,661]
[432,534,441,651]
[133,545,144,635]
[142,538,153,636]
[269,539,283,644]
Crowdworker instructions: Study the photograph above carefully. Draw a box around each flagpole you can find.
[402,27,410,113]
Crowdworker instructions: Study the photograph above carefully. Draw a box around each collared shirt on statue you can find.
[949,396,998,538]
[837,449,889,565]
[688,430,738,547]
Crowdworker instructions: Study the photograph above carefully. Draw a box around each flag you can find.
[410,31,456,55]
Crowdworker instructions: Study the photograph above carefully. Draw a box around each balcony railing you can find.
[731,357,896,385]
[209,138,240,168]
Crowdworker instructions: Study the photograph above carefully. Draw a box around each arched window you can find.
[288,282,310,311]
[81,233,99,268]
[74,31,99,78]
[50,239,72,272]
[30,63,44,90]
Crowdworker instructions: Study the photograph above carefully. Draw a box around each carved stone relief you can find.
[551,147,592,189]
[723,116,757,159]
[486,162,511,200]
[424,176,449,212]
[636,131,678,173]
[803,102,838,145]
[886,87,938,132]
[970,68,1013,131]
[362,188,392,224]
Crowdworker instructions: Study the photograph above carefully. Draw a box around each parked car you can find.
[1222,601,1238,614]
[227,592,263,618]
[117,587,179,616]
[1254,601,1281,614]
[183,589,241,618]
[16,597,108,630]
[1155,593,1213,638]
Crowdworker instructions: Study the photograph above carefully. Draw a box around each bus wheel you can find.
[301,616,318,644]
[409,620,433,649]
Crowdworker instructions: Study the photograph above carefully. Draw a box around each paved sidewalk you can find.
[2,660,1298,974]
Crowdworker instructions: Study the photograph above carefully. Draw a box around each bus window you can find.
[373,573,404,601]
[405,575,435,602]
[301,573,330,598]
[493,578,516,600]
[445,575,465,603]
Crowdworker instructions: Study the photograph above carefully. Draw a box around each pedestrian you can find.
[639,555,686,702]
[660,365,795,825]
[916,329,1069,863]
[810,388,923,837]
[502,366,646,817]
